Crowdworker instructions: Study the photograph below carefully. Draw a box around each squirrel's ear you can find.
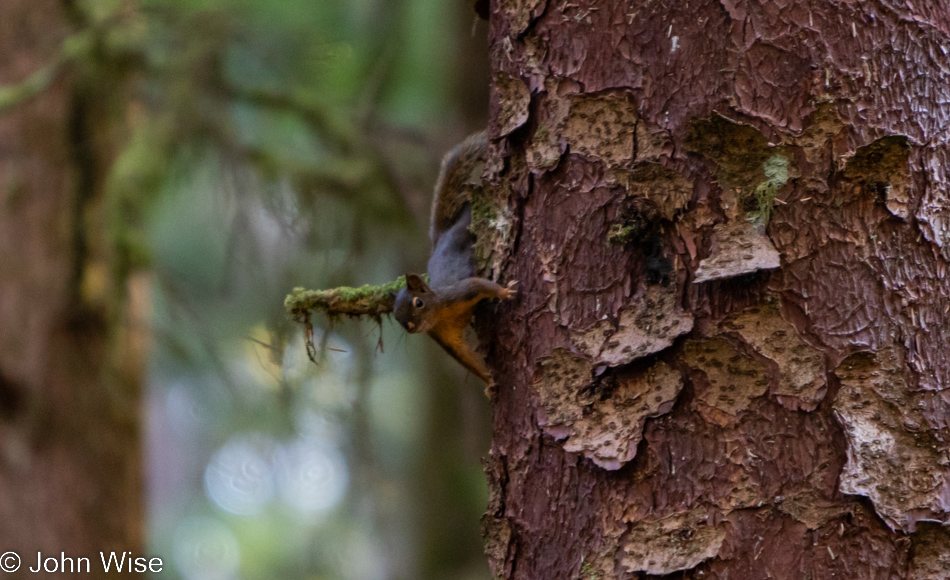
[405,274,430,293]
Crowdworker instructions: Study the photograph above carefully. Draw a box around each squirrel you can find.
[394,132,517,382]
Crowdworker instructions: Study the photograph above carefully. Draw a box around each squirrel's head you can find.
[394,274,436,334]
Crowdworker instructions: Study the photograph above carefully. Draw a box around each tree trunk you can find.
[480,1,950,578]
[0,0,141,567]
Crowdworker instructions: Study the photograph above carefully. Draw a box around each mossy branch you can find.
[0,62,61,115]
[284,277,414,323]
[0,31,95,116]
[286,277,419,363]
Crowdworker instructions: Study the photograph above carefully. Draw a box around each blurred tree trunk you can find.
[0,0,141,566]
[481,1,950,578]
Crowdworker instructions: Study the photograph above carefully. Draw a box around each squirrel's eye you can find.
[413,297,424,308]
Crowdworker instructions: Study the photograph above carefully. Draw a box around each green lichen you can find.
[469,190,496,272]
[606,195,660,246]
[686,115,794,226]
[534,122,549,143]
[608,223,639,245]
[577,559,601,580]
[762,152,789,184]
[470,178,513,277]
[470,190,498,229]
[748,154,790,226]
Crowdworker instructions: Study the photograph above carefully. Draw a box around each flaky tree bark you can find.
[479,1,950,578]
[0,0,141,564]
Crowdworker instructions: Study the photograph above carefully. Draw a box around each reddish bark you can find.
[480,1,950,578]
[0,0,141,565]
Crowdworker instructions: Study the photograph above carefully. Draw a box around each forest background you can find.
[0,0,491,579]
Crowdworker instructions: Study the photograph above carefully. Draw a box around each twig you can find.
[287,277,415,366]
[284,276,416,322]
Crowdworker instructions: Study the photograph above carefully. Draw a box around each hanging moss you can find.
[748,153,790,225]
[686,114,793,225]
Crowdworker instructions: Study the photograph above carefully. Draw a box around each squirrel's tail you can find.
[429,131,488,247]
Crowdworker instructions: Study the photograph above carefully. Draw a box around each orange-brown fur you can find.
[393,132,516,382]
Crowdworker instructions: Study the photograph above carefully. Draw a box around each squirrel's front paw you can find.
[500,280,518,300]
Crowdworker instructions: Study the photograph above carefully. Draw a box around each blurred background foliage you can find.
[65,0,494,578]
